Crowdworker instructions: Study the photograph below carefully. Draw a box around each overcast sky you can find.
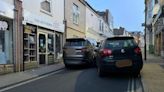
[87,0,145,32]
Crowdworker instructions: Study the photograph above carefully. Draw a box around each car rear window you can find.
[65,39,86,46]
[105,39,137,49]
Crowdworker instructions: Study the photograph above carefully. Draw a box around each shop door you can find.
[38,33,55,64]
[38,33,47,64]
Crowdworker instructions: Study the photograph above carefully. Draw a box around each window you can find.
[72,3,79,25]
[99,20,101,31]
[48,34,54,52]
[0,21,12,64]
[41,0,51,13]
[39,34,46,53]
[155,0,158,4]
[65,39,86,46]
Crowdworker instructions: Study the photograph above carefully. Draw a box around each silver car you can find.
[63,38,96,68]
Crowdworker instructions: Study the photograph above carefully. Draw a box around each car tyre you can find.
[132,71,140,78]
[65,64,70,69]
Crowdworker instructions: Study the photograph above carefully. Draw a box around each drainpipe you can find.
[144,0,147,60]
[64,0,67,42]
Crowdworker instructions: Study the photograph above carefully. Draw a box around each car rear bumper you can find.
[98,60,143,73]
[63,57,89,65]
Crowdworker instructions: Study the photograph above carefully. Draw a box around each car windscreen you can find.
[65,39,86,46]
[105,39,137,49]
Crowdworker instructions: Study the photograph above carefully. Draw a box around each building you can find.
[145,0,155,53]
[65,0,86,38]
[145,0,164,58]
[0,0,23,74]
[97,9,114,31]
[113,27,131,36]
[22,0,65,70]
[130,31,144,46]
[85,1,113,42]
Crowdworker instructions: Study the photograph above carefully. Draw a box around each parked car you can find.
[96,36,143,77]
[63,38,96,68]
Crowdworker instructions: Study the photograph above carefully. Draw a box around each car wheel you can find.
[132,71,140,77]
[97,67,105,77]
[65,64,70,69]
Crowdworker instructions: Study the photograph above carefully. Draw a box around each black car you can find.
[63,38,96,68]
[96,37,143,77]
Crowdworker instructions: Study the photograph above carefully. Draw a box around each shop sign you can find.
[23,10,64,33]
[0,21,8,30]
[0,1,14,19]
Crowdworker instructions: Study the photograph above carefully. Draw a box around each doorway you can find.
[38,32,55,65]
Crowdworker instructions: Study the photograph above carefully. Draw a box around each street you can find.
[2,67,144,92]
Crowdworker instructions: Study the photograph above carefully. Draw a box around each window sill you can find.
[73,22,79,26]
[40,9,53,16]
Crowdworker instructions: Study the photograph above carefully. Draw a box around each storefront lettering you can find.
[0,21,8,30]
[0,10,6,15]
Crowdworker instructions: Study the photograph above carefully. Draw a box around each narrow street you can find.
[1,68,144,92]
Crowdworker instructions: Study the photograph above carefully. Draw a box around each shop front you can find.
[23,10,64,68]
[0,18,13,74]
[0,1,14,74]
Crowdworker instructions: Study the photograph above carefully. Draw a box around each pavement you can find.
[0,62,65,89]
[141,52,164,92]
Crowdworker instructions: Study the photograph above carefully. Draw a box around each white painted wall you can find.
[86,6,100,41]
[22,0,64,32]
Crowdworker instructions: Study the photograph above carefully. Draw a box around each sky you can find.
[87,0,145,32]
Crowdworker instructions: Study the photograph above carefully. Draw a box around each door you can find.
[38,33,46,64]
[38,32,55,65]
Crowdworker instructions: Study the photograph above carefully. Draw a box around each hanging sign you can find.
[0,21,8,30]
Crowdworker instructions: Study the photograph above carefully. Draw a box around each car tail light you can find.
[134,47,141,54]
[100,49,112,57]
[81,48,88,52]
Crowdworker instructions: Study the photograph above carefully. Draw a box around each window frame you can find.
[72,3,79,25]
[40,0,52,16]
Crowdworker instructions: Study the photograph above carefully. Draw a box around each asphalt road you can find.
[3,67,144,92]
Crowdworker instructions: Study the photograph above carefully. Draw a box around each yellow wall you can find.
[66,27,85,38]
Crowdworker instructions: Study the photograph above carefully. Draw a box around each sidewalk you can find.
[142,53,164,92]
[0,62,65,89]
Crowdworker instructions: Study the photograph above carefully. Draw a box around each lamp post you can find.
[144,0,147,60]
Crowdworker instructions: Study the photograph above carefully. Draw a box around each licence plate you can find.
[116,59,132,68]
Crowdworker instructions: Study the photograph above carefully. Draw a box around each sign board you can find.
[0,21,8,30]
[0,1,14,19]
[23,10,64,33]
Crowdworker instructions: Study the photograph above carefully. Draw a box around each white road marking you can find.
[127,77,131,92]
[0,69,64,92]
[131,77,135,92]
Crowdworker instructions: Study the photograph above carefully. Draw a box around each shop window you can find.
[0,21,12,64]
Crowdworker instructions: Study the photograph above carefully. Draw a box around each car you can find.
[96,36,143,77]
[63,38,96,68]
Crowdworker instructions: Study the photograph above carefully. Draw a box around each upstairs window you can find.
[41,0,51,13]
[72,3,79,25]
[155,0,158,4]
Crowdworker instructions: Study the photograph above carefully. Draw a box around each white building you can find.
[85,2,113,42]
[22,0,64,68]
